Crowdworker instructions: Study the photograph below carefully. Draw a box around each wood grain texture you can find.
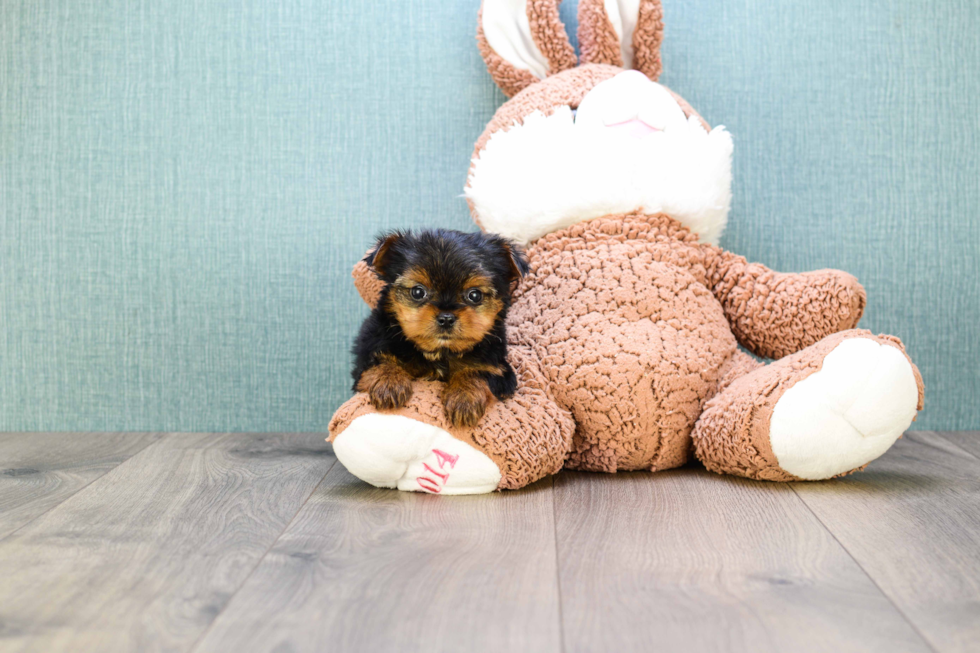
[1,432,977,652]
[554,469,932,653]
[0,432,163,540]
[792,431,980,653]
[940,431,980,459]
[0,432,334,653]
[191,466,561,653]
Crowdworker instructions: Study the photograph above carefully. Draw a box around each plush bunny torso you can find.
[509,211,744,473]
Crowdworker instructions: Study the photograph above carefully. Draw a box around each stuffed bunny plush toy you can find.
[328,0,924,494]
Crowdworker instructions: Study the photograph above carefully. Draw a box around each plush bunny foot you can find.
[768,336,921,479]
[693,331,924,481]
[329,348,575,492]
[332,413,502,495]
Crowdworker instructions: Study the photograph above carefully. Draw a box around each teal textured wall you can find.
[1,0,977,431]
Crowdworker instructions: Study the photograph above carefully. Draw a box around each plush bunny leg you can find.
[329,347,574,493]
[692,330,924,481]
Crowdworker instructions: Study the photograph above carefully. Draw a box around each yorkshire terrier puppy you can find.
[352,229,529,428]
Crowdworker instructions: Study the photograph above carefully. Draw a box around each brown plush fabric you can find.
[577,0,623,68]
[706,252,868,360]
[470,64,706,166]
[526,0,577,77]
[476,6,539,98]
[632,0,664,81]
[716,350,764,394]
[512,212,738,473]
[692,330,925,481]
[352,259,383,308]
[476,0,577,98]
[470,63,620,166]
[577,0,664,80]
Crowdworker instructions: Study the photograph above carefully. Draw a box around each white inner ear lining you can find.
[482,0,550,79]
[604,0,641,69]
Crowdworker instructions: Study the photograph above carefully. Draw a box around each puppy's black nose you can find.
[436,312,456,329]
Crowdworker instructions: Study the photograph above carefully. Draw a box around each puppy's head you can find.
[366,229,529,354]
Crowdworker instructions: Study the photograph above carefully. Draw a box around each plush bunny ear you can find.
[578,0,663,81]
[477,0,578,97]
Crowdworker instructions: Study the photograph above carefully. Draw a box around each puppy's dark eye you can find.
[465,289,483,305]
[410,286,427,301]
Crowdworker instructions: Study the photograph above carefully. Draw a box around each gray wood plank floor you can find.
[553,470,931,653]
[792,431,980,653]
[0,431,977,653]
[0,433,333,653]
[193,471,561,653]
[0,432,163,541]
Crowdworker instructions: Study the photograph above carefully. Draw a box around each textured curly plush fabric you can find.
[709,263,867,360]
[512,212,738,472]
[525,0,577,76]
[577,0,664,80]
[475,19,537,99]
[352,259,384,308]
[577,0,624,68]
[476,0,577,97]
[510,211,870,472]
[632,0,665,80]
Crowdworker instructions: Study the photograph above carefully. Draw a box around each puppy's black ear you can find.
[365,232,402,278]
[501,240,530,283]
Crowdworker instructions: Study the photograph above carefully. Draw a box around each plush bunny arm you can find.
[353,258,383,309]
[707,250,867,360]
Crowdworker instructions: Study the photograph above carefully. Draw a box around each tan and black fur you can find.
[351,229,528,427]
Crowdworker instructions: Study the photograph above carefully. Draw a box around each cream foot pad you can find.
[332,414,502,495]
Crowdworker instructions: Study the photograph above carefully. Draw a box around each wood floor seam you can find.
[0,432,337,653]
[0,431,169,544]
[185,456,339,653]
[930,431,980,463]
[788,484,940,653]
[551,475,567,653]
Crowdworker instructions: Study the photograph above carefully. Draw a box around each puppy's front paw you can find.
[443,376,493,428]
[358,363,414,410]
[369,376,413,410]
[444,393,488,428]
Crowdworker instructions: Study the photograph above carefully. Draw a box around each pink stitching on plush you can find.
[433,449,459,469]
[422,462,449,483]
[417,477,442,493]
